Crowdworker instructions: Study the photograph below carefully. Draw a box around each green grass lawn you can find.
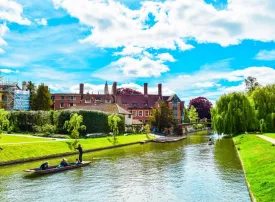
[233,134,275,202]
[0,134,54,143]
[263,133,275,139]
[0,134,152,163]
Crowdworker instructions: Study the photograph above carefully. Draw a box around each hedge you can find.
[8,110,125,134]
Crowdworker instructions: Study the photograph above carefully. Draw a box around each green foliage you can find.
[183,107,190,123]
[64,113,86,148]
[188,106,198,123]
[245,76,260,93]
[0,109,10,134]
[193,124,204,130]
[259,119,267,133]
[211,92,256,135]
[149,101,175,131]
[108,114,122,142]
[144,124,150,134]
[26,81,37,110]
[33,83,53,111]
[33,124,56,135]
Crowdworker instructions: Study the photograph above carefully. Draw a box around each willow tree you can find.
[251,84,275,131]
[211,92,256,135]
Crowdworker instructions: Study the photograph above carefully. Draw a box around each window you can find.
[132,103,137,107]
[85,98,91,103]
[138,110,143,117]
[61,96,64,100]
[60,103,64,108]
[132,110,137,117]
[145,111,149,117]
[69,103,74,107]
[128,114,131,118]
[96,97,101,101]
[70,96,76,100]
[105,99,111,103]
[51,96,55,101]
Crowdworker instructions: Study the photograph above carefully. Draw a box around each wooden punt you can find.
[24,161,91,174]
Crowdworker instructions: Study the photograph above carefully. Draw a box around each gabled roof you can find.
[68,104,131,115]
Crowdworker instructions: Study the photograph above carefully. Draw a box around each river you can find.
[0,132,250,202]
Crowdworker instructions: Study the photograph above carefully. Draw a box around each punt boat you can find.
[24,161,91,174]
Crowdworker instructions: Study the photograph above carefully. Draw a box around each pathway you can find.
[256,135,275,144]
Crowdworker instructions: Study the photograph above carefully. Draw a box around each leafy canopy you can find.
[189,97,212,119]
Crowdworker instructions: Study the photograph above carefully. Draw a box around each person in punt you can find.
[40,161,49,170]
[57,158,70,168]
[75,158,81,165]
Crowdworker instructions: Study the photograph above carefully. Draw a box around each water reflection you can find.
[0,132,250,202]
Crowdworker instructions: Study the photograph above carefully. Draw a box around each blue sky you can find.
[1,0,275,104]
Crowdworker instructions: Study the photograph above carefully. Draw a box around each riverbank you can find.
[233,134,275,202]
[0,134,153,166]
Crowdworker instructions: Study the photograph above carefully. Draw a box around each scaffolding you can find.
[0,72,21,110]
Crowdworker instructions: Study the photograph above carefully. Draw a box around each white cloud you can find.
[0,23,9,54]
[35,18,48,26]
[255,50,275,61]
[0,0,31,25]
[157,53,176,62]
[0,68,19,73]
[91,55,170,81]
[114,46,143,56]
[53,0,275,51]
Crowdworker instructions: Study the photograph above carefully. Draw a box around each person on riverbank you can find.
[76,144,83,162]
[40,161,49,170]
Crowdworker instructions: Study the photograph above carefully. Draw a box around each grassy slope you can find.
[0,135,151,163]
[263,133,275,139]
[0,134,54,143]
[233,135,275,202]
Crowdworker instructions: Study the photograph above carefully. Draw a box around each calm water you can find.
[0,132,250,202]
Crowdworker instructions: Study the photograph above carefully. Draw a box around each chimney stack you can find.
[144,83,148,95]
[80,83,84,95]
[158,83,162,97]
[22,81,27,91]
[112,82,117,95]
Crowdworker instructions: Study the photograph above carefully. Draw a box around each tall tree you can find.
[211,92,256,135]
[26,81,37,110]
[245,76,260,93]
[188,106,199,123]
[108,114,122,142]
[149,101,175,132]
[189,97,213,119]
[34,83,53,111]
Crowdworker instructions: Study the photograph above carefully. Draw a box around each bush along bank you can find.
[6,110,125,135]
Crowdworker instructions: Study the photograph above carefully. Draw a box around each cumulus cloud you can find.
[53,0,275,50]
[255,50,275,61]
[0,23,9,54]
[0,68,19,73]
[0,0,31,25]
[157,53,176,62]
[35,18,48,26]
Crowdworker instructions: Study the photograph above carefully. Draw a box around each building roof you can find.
[116,94,170,109]
[68,103,131,115]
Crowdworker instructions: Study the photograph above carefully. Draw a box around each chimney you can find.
[22,81,27,91]
[112,82,117,95]
[80,83,84,95]
[144,83,148,95]
[158,83,162,97]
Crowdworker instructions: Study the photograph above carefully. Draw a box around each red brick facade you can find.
[51,82,185,124]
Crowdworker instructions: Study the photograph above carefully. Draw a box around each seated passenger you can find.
[40,161,49,170]
[59,158,69,167]
[75,158,81,165]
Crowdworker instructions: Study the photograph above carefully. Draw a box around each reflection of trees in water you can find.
[213,138,243,172]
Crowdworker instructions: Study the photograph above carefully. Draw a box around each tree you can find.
[259,119,267,133]
[211,92,256,135]
[26,81,37,110]
[0,109,10,151]
[183,107,190,123]
[108,114,122,142]
[188,106,199,123]
[245,76,260,93]
[144,124,151,138]
[34,83,53,110]
[189,97,213,119]
[64,113,86,148]
[149,101,175,132]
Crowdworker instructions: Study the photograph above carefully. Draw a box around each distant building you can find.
[51,82,185,124]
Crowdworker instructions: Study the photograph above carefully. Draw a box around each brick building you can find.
[51,82,185,124]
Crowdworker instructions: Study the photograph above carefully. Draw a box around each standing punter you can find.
[76,144,83,163]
